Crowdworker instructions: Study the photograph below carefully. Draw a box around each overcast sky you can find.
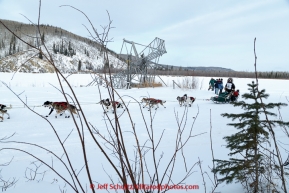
[1,0,289,71]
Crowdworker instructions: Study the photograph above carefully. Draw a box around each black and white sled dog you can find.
[100,98,124,113]
[183,94,196,107]
[176,96,186,107]
[0,104,12,122]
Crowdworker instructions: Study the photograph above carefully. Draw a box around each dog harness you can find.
[48,102,68,115]
[112,101,122,108]
[53,102,68,109]
[149,99,163,104]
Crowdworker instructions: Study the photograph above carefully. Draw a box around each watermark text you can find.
[90,183,199,190]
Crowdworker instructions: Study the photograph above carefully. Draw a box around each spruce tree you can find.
[41,33,45,44]
[213,81,289,193]
[78,60,82,71]
[39,48,43,59]
[68,41,71,50]
[53,43,56,54]
[9,43,12,55]
[60,40,63,54]
[13,42,16,54]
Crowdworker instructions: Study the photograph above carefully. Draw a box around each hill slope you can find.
[0,19,123,73]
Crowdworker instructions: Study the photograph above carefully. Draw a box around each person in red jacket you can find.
[231,89,239,102]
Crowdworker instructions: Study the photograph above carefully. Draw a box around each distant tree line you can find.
[145,68,289,80]
[94,64,289,80]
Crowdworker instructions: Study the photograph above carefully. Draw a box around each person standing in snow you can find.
[214,79,220,95]
[225,77,235,95]
[218,78,224,94]
[208,78,215,91]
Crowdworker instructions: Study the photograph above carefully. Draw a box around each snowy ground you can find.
[0,73,289,193]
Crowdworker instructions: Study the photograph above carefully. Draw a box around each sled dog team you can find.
[0,95,196,122]
[1,78,241,122]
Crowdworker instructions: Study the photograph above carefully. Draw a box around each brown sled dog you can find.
[148,99,166,110]
[141,98,156,108]
[43,101,79,118]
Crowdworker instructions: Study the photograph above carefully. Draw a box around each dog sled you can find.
[210,92,230,103]
[210,91,239,104]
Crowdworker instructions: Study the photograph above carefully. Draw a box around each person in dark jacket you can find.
[225,78,235,93]
[218,78,224,94]
[215,79,221,95]
[208,78,215,91]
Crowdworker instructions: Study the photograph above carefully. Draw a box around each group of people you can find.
[208,77,240,102]
[209,78,224,95]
